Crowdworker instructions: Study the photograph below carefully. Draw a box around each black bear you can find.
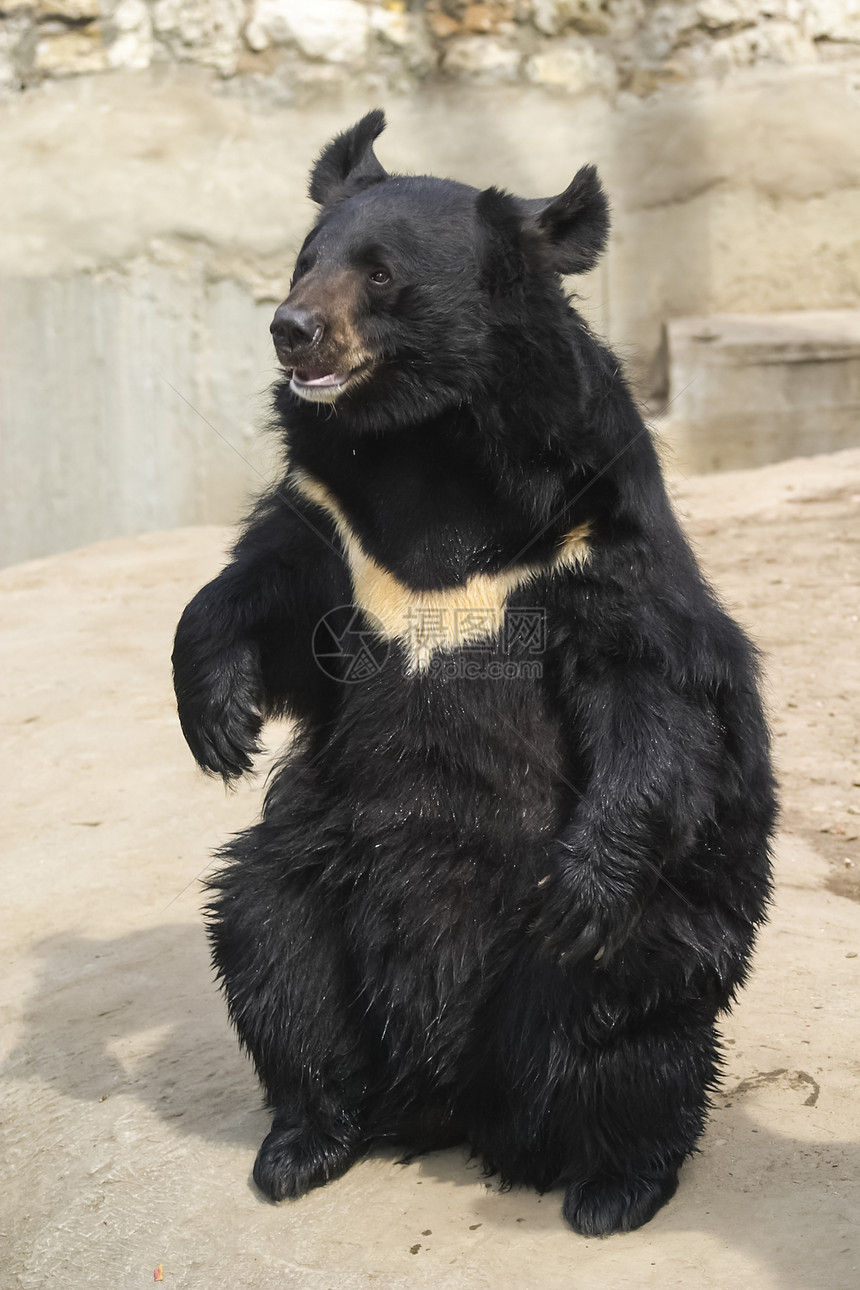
[172,110,776,1236]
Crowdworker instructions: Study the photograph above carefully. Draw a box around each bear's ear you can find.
[309,109,389,206]
[517,164,610,275]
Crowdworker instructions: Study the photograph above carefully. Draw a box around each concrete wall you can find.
[1,34,860,563]
[0,264,277,565]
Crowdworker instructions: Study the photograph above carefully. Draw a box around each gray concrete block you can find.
[660,311,860,474]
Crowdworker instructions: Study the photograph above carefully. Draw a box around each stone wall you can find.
[2,0,859,99]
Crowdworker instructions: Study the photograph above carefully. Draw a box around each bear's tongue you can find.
[293,368,343,387]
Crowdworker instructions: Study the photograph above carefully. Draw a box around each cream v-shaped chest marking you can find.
[292,469,590,673]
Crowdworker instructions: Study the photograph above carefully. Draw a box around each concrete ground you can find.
[2,449,859,1289]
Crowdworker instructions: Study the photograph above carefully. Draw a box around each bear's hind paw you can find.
[253,1113,361,1202]
[562,1164,680,1236]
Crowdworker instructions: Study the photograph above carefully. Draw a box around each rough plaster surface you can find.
[2,68,858,301]
[1,448,859,1289]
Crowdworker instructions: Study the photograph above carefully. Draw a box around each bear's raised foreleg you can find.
[172,489,349,779]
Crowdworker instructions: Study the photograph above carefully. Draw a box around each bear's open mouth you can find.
[289,362,371,403]
[293,369,344,388]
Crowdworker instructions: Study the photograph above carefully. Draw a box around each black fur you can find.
[172,112,776,1236]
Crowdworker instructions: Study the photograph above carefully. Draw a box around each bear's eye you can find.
[368,268,391,286]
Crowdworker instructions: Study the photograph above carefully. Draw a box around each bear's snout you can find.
[271,270,377,403]
[270,304,324,358]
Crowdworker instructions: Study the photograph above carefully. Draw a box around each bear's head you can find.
[270,110,610,431]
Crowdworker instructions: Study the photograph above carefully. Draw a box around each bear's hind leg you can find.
[559,1003,719,1236]
[471,962,718,1235]
[207,817,371,1202]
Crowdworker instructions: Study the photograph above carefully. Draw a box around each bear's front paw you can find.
[530,851,645,968]
[173,633,264,780]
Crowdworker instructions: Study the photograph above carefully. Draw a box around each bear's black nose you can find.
[270,305,324,353]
